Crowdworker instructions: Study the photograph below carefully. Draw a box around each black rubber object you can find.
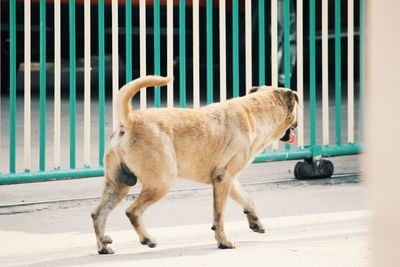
[294,159,334,180]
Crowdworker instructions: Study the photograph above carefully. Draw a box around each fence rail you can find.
[0,0,363,184]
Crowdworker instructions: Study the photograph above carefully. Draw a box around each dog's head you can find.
[274,88,298,143]
[250,86,298,143]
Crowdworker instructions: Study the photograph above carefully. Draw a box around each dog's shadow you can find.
[22,242,231,267]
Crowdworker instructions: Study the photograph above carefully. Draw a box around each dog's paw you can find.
[217,240,237,249]
[101,235,113,244]
[247,215,266,234]
[249,222,266,234]
[98,246,115,255]
[140,237,157,248]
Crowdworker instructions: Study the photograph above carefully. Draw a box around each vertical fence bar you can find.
[54,0,61,169]
[309,0,317,146]
[322,0,329,145]
[167,0,174,108]
[232,0,239,98]
[283,0,290,88]
[69,0,76,169]
[258,0,265,86]
[84,0,91,166]
[99,0,105,166]
[9,0,16,173]
[271,0,278,87]
[40,0,46,171]
[140,0,147,109]
[112,0,118,129]
[219,0,226,102]
[335,0,342,145]
[283,0,291,150]
[193,0,200,108]
[125,0,132,82]
[24,0,31,171]
[347,0,354,143]
[359,0,365,142]
[179,0,186,107]
[154,0,161,107]
[245,0,252,92]
[271,0,278,150]
[296,0,304,148]
[207,0,213,104]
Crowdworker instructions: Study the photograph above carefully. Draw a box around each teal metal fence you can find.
[0,0,363,184]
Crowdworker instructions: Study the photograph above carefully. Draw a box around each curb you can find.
[0,172,360,215]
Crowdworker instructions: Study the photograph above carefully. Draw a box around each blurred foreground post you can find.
[366,1,400,266]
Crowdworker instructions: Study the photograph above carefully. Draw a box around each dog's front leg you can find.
[212,177,237,249]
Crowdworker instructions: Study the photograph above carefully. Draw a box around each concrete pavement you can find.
[0,210,369,267]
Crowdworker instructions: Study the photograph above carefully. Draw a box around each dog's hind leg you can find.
[91,152,131,254]
[125,181,171,248]
[91,181,130,254]
[229,178,265,234]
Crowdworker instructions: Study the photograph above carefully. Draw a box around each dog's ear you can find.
[286,90,299,104]
[284,90,298,111]
[274,89,298,111]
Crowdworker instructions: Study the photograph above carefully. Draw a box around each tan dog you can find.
[91,75,298,254]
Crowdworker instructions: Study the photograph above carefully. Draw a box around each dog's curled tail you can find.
[117,75,173,127]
